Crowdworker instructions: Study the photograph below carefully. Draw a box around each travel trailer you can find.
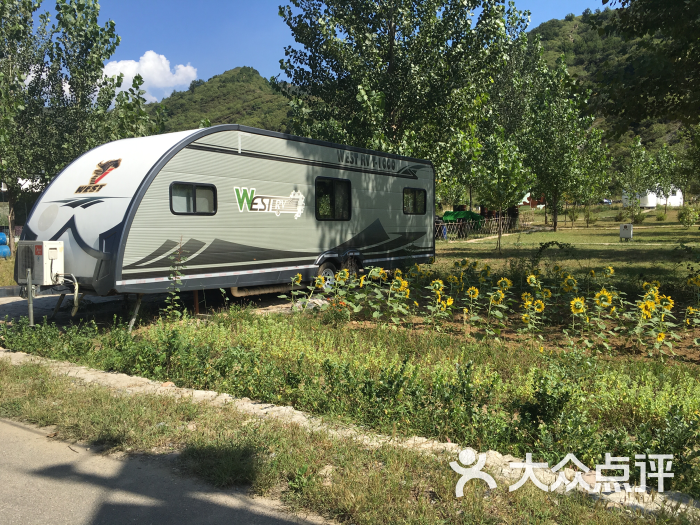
[16,125,435,302]
[622,188,684,208]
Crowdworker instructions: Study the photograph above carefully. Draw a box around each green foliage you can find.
[593,0,700,128]
[656,211,667,221]
[678,206,699,229]
[275,0,531,181]
[2,311,699,497]
[152,67,288,133]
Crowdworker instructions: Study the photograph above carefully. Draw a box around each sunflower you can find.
[595,288,613,308]
[497,277,513,290]
[491,289,505,305]
[292,273,302,285]
[542,288,552,299]
[552,265,562,274]
[447,275,459,284]
[562,275,577,293]
[463,307,469,315]
[570,297,585,315]
[466,287,479,299]
[440,301,447,311]
[315,276,326,289]
[657,332,666,343]
[688,276,700,287]
[336,269,350,283]
[404,289,410,298]
[521,292,534,303]
[446,297,454,306]
[652,280,661,289]
[414,301,419,307]
[359,275,366,288]
[638,300,655,319]
[526,274,538,287]
[589,269,596,278]
[522,313,530,324]
[687,306,697,315]
[431,279,445,292]
[659,295,674,311]
[534,300,545,313]
[603,266,615,277]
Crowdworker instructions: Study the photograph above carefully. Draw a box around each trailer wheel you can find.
[317,262,337,285]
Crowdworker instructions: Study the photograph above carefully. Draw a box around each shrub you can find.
[678,206,699,229]
[614,209,628,222]
[565,13,575,21]
[656,211,667,221]
[632,211,646,224]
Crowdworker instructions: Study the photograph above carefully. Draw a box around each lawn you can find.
[436,222,700,287]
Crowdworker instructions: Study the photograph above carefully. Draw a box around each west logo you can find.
[75,159,122,194]
[234,187,305,219]
[336,150,397,171]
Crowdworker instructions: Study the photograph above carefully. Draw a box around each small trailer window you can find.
[170,182,217,215]
[316,178,351,221]
[403,188,426,215]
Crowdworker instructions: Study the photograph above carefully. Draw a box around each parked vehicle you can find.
[16,125,435,296]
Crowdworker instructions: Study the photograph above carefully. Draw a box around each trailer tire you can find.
[317,262,337,285]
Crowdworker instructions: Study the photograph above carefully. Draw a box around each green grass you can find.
[1,360,695,525]
[0,254,14,287]
[2,309,699,498]
[436,223,700,286]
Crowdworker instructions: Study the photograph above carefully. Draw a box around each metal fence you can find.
[435,208,535,242]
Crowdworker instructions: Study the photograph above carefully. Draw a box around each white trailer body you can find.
[17,125,435,295]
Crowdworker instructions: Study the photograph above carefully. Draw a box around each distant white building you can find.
[622,188,684,208]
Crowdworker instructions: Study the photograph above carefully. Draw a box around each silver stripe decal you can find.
[116,264,318,286]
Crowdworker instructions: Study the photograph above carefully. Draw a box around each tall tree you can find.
[526,59,599,231]
[275,0,530,180]
[0,0,120,252]
[476,128,532,251]
[594,0,700,129]
[620,137,654,214]
[653,144,678,213]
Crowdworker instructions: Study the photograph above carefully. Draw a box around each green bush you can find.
[614,209,628,222]
[632,211,646,224]
[678,206,699,229]
[656,211,667,221]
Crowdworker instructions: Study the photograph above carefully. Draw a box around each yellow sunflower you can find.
[497,277,513,290]
[431,279,445,292]
[522,313,530,324]
[570,297,585,315]
[491,289,505,305]
[315,276,326,288]
[542,288,552,299]
[521,292,534,303]
[466,286,479,299]
[589,269,596,278]
[293,273,302,285]
[595,288,613,308]
[659,295,674,311]
[603,266,615,277]
[446,297,454,306]
[359,275,366,288]
[526,274,538,287]
[534,300,545,313]
[657,332,666,343]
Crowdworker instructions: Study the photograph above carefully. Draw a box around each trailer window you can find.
[403,188,426,215]
[170,182,217,215]
[316,178,351,221]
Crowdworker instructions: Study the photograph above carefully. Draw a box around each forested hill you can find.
[153,66,289,133]
[529,11,681,167]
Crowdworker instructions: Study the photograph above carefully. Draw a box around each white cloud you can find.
[104,51,197,102]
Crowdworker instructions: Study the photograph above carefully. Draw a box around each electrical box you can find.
[16,241,64,286]
[620,223,633,240]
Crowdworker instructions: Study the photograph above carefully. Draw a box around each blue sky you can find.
[94,0,605,101]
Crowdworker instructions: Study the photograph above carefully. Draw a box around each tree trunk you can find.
[469,185,472,211]
[497,207,502,253]
[552,197,559,232]
[7,192,15,256]
[544,202,548,225]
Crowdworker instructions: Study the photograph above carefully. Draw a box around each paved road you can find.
[0,419,326,525]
